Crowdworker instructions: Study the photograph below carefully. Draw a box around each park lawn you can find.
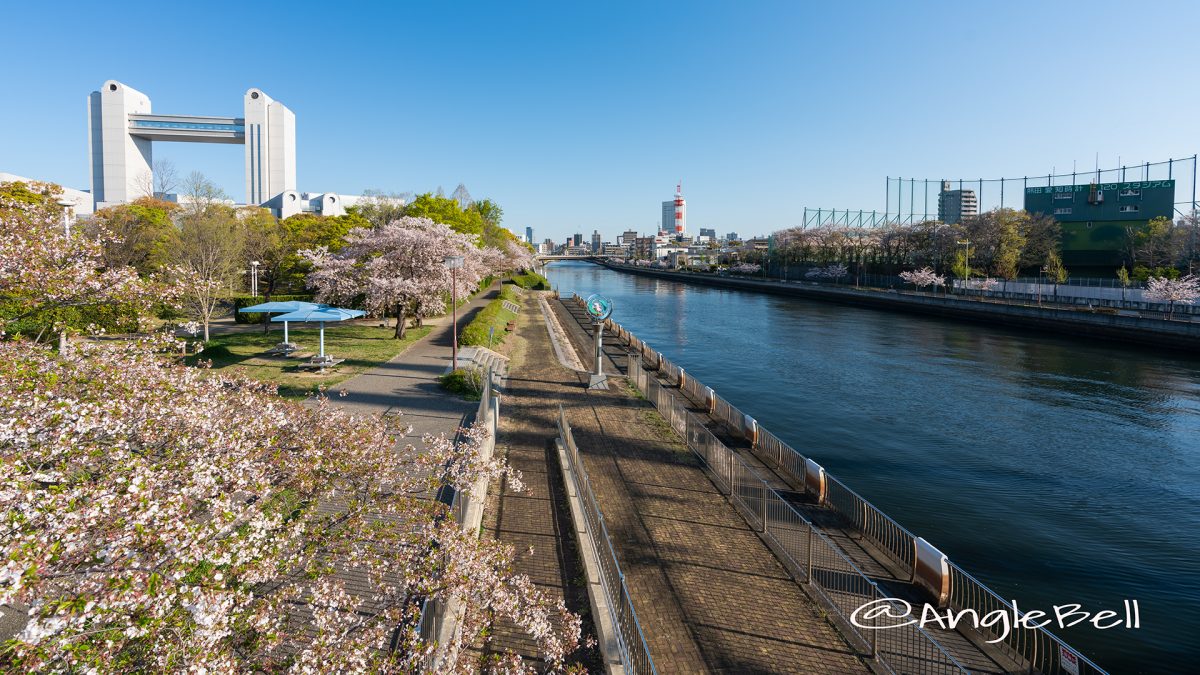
[188,323,432,398]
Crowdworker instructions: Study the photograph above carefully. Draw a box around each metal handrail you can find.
[948,562,1107,675]
[623,338,1106,675]
[557,407,658,675]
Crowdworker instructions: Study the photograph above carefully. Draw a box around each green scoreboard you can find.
[1024,180,1175,270]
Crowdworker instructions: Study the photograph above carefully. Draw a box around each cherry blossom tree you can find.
[304,217,482,338]
[0,187,167,341]
[899,267,946,293]
[729,263,761,275]
[1,203,584,673]
[1144,274,1200,319]
[804,263,848,282]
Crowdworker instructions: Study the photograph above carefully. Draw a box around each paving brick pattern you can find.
[486,295,871,674]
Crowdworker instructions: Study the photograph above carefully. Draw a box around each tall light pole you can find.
[956,239,972,294]
[249,260,260,298]
[444,255,465,370]
[56,199,75,237]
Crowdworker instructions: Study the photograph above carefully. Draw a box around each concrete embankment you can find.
[595,262,1200,352]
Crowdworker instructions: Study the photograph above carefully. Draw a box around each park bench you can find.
[265,342,299,357]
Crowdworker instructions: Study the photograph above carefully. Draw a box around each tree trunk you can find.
[203,320,210,343]
[393,304,407,339]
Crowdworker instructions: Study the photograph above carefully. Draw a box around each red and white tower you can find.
[673,182,686,235]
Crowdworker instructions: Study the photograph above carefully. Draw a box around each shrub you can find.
[439,367,483,400]
[510,271,550,290]
[0,299,141,337]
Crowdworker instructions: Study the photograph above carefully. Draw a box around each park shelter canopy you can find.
[238,300,325,344]
[271,306,366,358]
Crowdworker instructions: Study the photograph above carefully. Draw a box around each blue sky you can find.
[3,0,1198,243]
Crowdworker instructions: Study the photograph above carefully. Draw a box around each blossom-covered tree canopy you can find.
[303,217,530,338]
[899,266,946,291]
[1144,274,1200,318]
[0,182,167,339]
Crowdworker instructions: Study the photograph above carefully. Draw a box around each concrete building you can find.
[726,232,740,242]
[88,80,296,210]
[620,229,638,246]
[635,236,654,260]
[526,226,534,244]
[700,227,716,239]
[0,172,94,217]
[937,181,978,225]
[591,230,601,252]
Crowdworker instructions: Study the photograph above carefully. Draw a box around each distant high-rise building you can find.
[525,226,533,244]
[591,230,601,253]
[621,229,638,246]
[661,201,674,234]
[573,233,583,247]
[700,228,715,239]
[726,232,740,242]
[937,181,978,225]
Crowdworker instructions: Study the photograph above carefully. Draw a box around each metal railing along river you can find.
[418,368,500,666]
[570,295,1108,675]
[557,406,658,675]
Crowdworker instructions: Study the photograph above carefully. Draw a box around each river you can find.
[544,260,1200,674]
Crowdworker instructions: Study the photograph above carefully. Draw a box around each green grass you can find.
[185,323,432,398]
[510,271,550,290]
[460,293,519,347]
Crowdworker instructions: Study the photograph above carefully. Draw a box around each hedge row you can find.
[0,300,141,337]
[459,291,519,347]
[510,271,549,290]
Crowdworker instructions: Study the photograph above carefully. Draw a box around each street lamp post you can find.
[56,199,75,237]
[956,239,972,295]
[249,260,260,298]
[444,255,465,370]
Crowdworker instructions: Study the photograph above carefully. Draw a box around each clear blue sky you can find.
[3,0,1198,243]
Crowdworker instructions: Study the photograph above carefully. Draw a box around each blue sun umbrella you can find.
[238,300,325,344]
[271,306,366,358]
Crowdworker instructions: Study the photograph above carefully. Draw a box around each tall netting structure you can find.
[882,155,1198,224]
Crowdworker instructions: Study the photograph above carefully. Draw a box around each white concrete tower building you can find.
[243,88,296,205]
[673,182,686,235]
[88,81,153,206]
[88,80,297,209]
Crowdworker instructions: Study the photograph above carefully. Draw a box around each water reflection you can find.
[546,261,1200,673]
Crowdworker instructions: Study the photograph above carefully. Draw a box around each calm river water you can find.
[545,260,1200,674]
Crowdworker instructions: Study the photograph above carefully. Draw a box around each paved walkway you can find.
[485,295,870,673]
[329,285,498,437]
[472,294,600,669]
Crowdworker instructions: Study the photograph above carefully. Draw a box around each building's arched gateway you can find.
[87,80,295,209]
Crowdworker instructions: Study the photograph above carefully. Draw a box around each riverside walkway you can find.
[551,296,1021,674]
[486,293,871,673]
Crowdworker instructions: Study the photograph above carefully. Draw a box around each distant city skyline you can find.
[2,1,1198,244]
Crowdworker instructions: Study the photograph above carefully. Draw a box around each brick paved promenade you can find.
[482,293,871,673]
